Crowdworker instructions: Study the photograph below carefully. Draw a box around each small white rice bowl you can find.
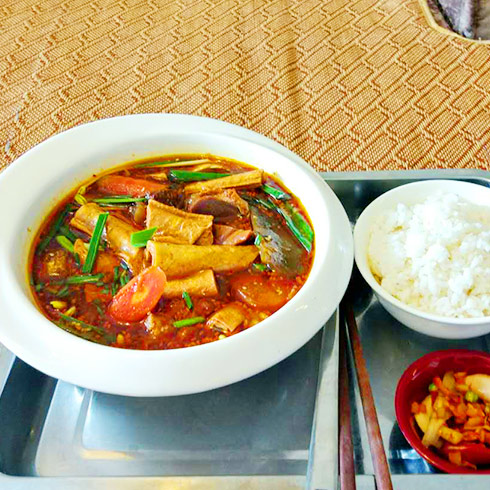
[355,180,490,339]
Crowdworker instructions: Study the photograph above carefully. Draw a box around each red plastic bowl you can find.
[395,349,490,474]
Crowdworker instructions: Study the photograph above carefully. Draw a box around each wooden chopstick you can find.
[341,300,394,490]
[339,309,356,490]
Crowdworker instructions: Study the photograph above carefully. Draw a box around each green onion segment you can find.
[56,235,75,254]
[169,170,230,182]
[130,227,158,248]
[262,184,290,200]
[82,212,109,273]
[173,317,205,328]
[182,291,193,310]
[92,196,147,204]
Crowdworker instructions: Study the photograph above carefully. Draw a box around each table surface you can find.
[2,0,490,173]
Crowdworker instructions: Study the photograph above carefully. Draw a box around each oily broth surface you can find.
[29,154,314,350]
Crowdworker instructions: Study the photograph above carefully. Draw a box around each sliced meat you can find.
[186,189,250,219]
[184,170,263,194]
[162,270,218,298]
[147,199,213,245]
[214,224,253,245]
[147,241,259,278]
[206,303,246,333]
[71,203,144,273]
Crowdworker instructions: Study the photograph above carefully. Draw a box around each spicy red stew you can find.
[29,155,314,350]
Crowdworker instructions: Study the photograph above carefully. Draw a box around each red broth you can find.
[29,155,314,350]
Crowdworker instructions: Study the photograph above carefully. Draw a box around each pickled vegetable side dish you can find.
[29,155,314,350]
[412,371,490,469]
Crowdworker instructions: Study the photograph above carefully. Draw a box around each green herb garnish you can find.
[92,196,147,204]
[55,285,70,297]
[254,234,262,246]
[253,263,268,272]
[134,158,198,168]
[168,170,230,182]
[59,313,106,335]
[56,235,75,254]
[130,227,158,248]
[173,316,205,328]
[278,203,314,252]
[37,205,71,253]
[262,184,290,200]
[53,273,104,285]
[59,225,77,242]
[182,291,193,310]
[82,212,109,273]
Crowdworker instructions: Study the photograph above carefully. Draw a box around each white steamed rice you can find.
[368,191,490,318]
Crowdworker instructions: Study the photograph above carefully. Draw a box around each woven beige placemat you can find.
[1,0,490,172]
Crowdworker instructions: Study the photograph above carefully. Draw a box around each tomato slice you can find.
[230,272,292,311]
[108,266,167,322]
[96,176,166,197]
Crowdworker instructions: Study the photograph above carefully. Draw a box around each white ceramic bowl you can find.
[0,114,353,396]
[354,179,490,340]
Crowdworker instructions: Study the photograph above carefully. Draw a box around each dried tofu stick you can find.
[207,303,246,333]
[147,199,213,245]
[71,203,144,273]
[147,241,259,278]
[184,170,263,194]
[162,270,218,298]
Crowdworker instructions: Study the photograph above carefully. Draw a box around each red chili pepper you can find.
[441,442,490,466]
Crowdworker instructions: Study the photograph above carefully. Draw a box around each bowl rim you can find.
[395,348,490,474]
[0,114,354,396]
[354,179,490,326]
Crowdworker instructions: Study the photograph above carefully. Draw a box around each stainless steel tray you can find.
[324,169,490,490]
[0,315,338,489]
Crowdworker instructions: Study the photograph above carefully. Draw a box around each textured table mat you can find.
[2,0,490,172]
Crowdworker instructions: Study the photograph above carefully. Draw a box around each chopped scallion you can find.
[278,203,314,252]
[56,235,75,254]
[182,291,193,310]
[74,252,81,267]
[262,184,290,200]
[253,263,268,272]
[134,158,206,168]
[92,196,147,204]
[82,212,109,273]
[59,313,106,335]
[169,170,230,182]
[254,234,262,246]
[130,227,158,248]
[56,285,70,297]
[59,225,77,242]
[53,273,104,285]
[173,317,205,328]
[37,205,71,254]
